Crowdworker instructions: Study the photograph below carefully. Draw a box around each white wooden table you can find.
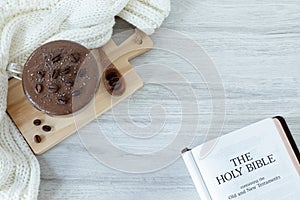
[37,1,300,199]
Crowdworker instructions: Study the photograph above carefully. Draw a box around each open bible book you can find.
[182,117,300,200]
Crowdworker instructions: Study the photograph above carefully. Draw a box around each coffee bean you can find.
[70,53,80,63]
[113,80,122,90]
[57,97,68,104]
[65,79,74,87]
[102,67,125,96]
[109,77,119,87]
[37,71,45,78]
[71,89,81,96]
[105,71,117,80]
[42,53,48,60]
[52,53,62,63]
[48,84,59,93]
[44,62,51,69]
[33,119,42,126]
[50,69,59,79]
[61,65,71,74]
[34,135,42,143]
[36,78,44,83]
[42,125,51,132]
[35,84,43,94]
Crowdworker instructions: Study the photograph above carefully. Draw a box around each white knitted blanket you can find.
[0,0,170,199]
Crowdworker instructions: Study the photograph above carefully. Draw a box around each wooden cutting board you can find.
[6,30,153,154]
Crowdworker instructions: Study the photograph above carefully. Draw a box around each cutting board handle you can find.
[92,29,153,64]
[116,29,153,61]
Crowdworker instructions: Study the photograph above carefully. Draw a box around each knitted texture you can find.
[119,0,171,34]
[0,0,170,199]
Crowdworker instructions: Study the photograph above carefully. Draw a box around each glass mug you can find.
[6,39,126,117]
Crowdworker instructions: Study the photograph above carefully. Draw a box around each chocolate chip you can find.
[105,71,117,80]
[57,97,68,104]
[65,79,74,87]
[52,53,62,63]
[48,84,59,93]
[71,89,81,96]
[35,84,43,94]
[61,65,71,74]
[42,125,51,132]
[34,135,42,143]
[50,69,59,79]
[33,119,42,126]
[70,53,80,63]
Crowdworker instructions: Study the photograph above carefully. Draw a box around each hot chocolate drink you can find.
[22,40,100,116]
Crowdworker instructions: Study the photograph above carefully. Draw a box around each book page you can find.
[192,118,300,200]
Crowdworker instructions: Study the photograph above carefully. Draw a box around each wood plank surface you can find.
[37,1,300,199]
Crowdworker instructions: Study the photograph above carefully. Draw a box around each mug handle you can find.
[6,63,23,80]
